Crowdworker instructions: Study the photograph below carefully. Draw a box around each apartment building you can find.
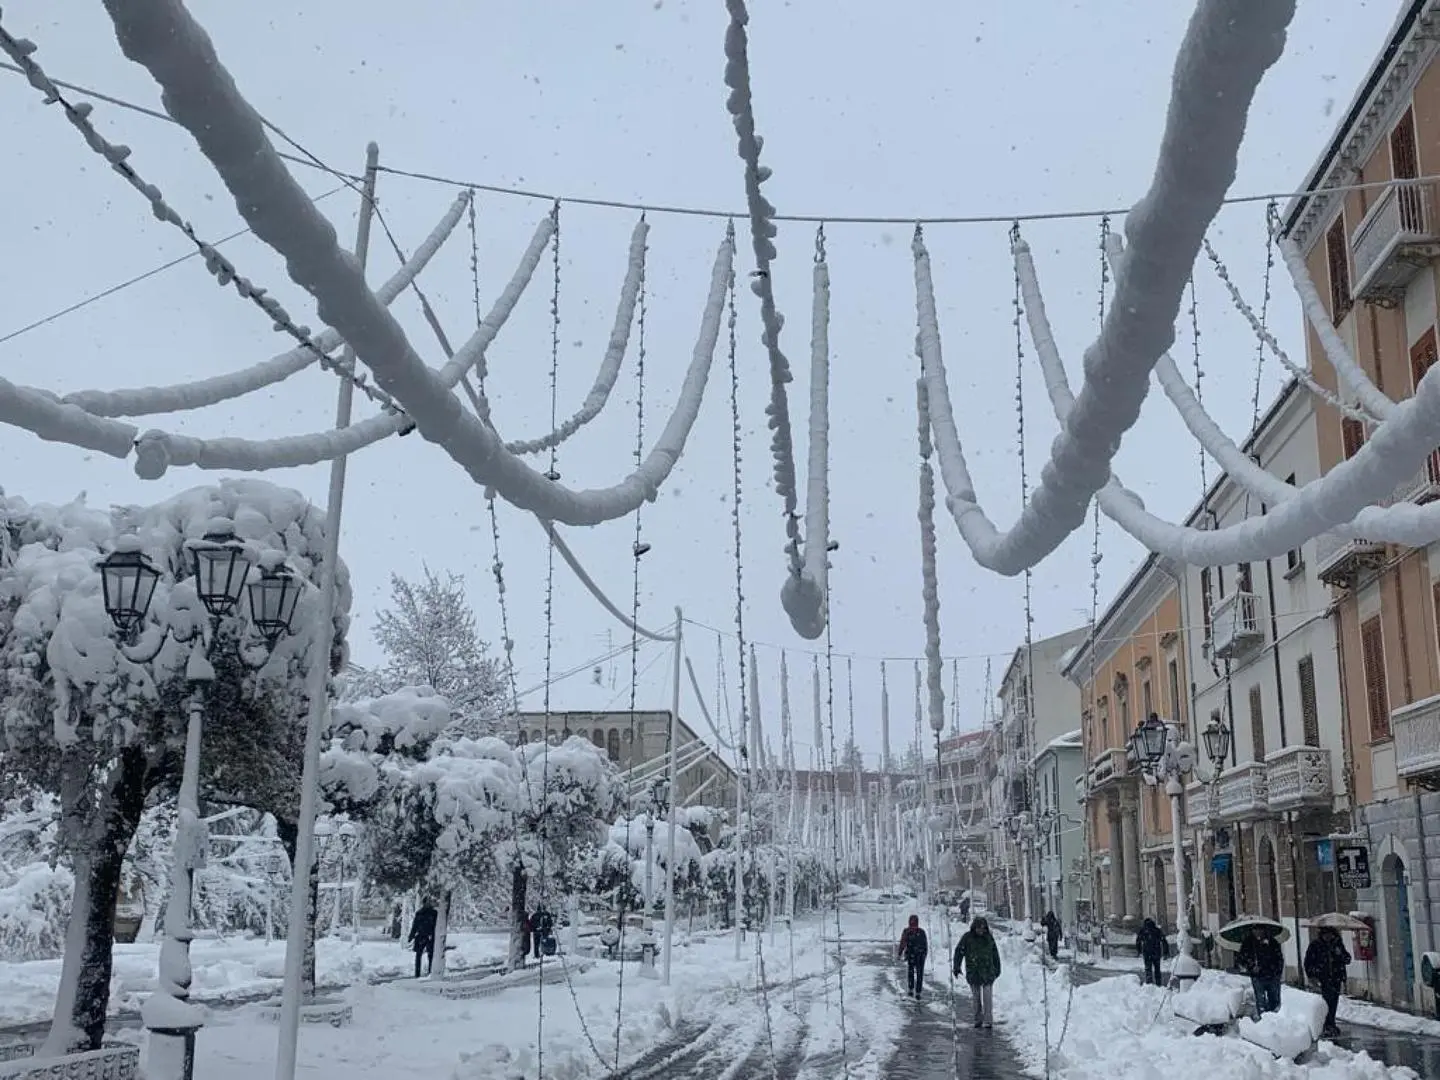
[1032,729,1086,929]
[1063,559,1190,934]
[1278,0,1440,1011]
[987,627,1087,919]
[1175,380,1350,981]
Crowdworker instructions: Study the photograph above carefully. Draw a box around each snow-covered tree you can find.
[348,569,507,739]
[0,479,346,1054]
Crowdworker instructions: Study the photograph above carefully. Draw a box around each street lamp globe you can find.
[97,538,161,639]
[247,564,304,647]
[189,527,253,619]
[1135,712,1169,765]
[1202,718,1232,769]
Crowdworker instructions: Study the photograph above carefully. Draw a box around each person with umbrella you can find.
[1304,922,1352,1038]
[1237,923,1286,1016]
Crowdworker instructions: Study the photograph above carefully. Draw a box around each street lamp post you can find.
[98,530,303,1080]
[1129,712,1205,989]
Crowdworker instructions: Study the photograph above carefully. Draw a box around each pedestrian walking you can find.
[531,905,556,959]
[408,897,438,978]
[959,895,972,923]
[1304,926,1351,1037]
[1237,924,1285,1016]
[897,914,929,999]
[1041,911,1062,960]
[1136,917,1169,986]
[953,916,1002,1029]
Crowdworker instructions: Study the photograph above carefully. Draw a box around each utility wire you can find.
[5,60,1432,228]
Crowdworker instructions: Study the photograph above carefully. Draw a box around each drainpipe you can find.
[1410,791,1435,977]
[1262,549,1288,745]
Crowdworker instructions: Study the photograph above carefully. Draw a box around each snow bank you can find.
[977,927,1418,1080]
[1237,988,1326,1060]
[1172,974,1246,1026]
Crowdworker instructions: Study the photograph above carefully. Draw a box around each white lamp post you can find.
[97,531,302,1080]
[1129,712,1203,988]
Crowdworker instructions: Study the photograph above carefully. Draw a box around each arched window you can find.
[517,730,528,745]
[592,728,605,747]
[532,729,544,745]
[607,729,621,762]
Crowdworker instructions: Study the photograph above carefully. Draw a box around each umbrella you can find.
[1310,912,1368,931]
[1217,915,1290,950]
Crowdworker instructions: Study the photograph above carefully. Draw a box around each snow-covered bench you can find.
[1236,988,1327,1061]
[1172,979,1247,1036]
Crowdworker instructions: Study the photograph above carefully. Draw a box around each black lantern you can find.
[97,544,161,639]
[1201,718,1232,767]
[247,564,303,647]
[189,530,252,619]
[1135,712,1168,765]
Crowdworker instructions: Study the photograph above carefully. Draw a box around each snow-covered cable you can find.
[684,655,734,750]
[914,0,1297,575]
[103,0,731,526]
[504,218,647,456]
[721,0,808,591]
[915,378,946,739]
[1276,228,1395,420]
[780,227,832,639]
[0,17,410,421]
[59,193,469,418]
[1015,229,1440,561]
[1202,236,1373,424]
[534,519,675,643]
[0,376,137,458]
[125,216,554,479]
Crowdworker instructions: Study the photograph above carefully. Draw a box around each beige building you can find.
[515,709,736,809]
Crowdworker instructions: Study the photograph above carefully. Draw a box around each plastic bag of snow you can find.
[1236,988,1326,1060]
[1172,978,1245,1025]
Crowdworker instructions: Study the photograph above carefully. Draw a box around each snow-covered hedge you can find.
[0,862,73,960]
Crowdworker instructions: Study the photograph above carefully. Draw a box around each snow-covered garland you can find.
[910,0,1297,574]
[0,18,409,423]
[721,0,831,640]
[915,371,945,737]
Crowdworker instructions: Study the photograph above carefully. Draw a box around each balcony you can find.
[1087,746,1130,792]
[1184,780,1211,827]
[1392,692,1440,781]
[1315,531,1385,588]
[1211,590,1264,660]
[1264,745,1333,812]
[1350,179,1440,306]
[1214,761,1269,821]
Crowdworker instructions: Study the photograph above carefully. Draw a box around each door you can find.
[1410,329,1440,488]
[1391,108,1423,231]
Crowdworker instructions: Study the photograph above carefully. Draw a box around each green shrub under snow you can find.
[0,862,73,961]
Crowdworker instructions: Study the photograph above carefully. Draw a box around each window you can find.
[1285,475,1301,570]
[1341,416,1367,460]
[517,730,527,745]
[1360,616,1390,740]
[1168,659,1182,726]
[606,728,621,761]
[1297,655,1320,747]
[592,728,605,747]
[1200,568,1213,642]
[1409,329,1440,488]
[1325,216,1351,324]
[1249,685,1266,762]
[1391,108,1422,230]
[1237,563,1254,596]
[1099,695,1110,748]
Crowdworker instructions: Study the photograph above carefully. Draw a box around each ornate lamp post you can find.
[1129,711,1203,988]
[640,776,669,979]
[97,529,302,1080]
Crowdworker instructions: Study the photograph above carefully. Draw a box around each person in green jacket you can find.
[953,916,1002,1029]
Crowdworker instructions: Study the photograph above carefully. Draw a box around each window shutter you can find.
[1297,655,1320,747]
[1249,685,1266,762]
[1341,417,1367,460]
[1360,617,1390,740]
[1326,216,1352,324]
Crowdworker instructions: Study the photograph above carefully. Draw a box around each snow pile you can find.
[1171,973,1245,1026]
[1237,989,1327,1060]
[981,929,1417,1080]
[0,862,73,960]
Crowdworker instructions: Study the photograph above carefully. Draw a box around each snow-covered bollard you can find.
[638,930,659,979]
[1169,952,1202,992]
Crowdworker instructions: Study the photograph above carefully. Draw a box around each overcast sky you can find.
[0,1,1392,766]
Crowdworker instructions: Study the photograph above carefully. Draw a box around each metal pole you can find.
[663,609,682,985]
[275,142,379,1080]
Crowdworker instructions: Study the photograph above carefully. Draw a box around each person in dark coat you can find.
[1237,924,1286,1016]
[1304,926,1351,1037]
[958,895,972,923]
[408,898,438,978]
[897,914,929,999]
[953,916,1002,1029]
[531,905,556,959]
[1136,917,1169,986]
[1041,911,1062,960]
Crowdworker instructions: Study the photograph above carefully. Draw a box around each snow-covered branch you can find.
[102,0,726,526]
[917,0,1297,574]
